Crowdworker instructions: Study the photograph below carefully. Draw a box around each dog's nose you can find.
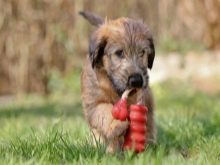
[128,73,143,88]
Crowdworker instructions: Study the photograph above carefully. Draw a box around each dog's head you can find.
[80,11,155,96]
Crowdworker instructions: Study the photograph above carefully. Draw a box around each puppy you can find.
[80,11,156,153]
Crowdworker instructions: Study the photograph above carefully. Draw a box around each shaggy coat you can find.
[80,11,156,153]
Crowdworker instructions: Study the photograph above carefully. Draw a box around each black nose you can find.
[128,73,143,88]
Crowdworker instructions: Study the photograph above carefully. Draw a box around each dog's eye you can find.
[115,50,124,58]
[139,49,145,57]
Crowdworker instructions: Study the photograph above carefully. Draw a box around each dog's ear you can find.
[79,11,104,26]
[148,38,155,69]
[89,33,107,68]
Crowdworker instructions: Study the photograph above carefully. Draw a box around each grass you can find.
[0,78,220,164]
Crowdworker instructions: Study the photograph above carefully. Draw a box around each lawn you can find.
[0,76,220,164]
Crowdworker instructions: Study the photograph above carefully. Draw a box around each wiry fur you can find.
[80,11,156,153]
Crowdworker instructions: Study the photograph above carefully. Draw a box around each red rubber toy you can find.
[112,89,148,153]
[123,104,147,153]
[112,98,128,121]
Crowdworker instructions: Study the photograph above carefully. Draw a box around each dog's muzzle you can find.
[128,73,143,88]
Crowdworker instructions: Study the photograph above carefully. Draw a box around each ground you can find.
[0,74,220,164]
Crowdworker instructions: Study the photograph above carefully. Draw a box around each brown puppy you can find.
[80,11,156,153]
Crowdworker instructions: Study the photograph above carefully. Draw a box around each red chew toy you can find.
[123,105,148,153]
[112,98,128,121]
[111,90,148,153]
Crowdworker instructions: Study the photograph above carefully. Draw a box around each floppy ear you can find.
[79,11,104,26]
[148,38,155,69]
[89,33,107,68]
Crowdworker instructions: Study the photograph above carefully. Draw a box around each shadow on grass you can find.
[0,101,83,118]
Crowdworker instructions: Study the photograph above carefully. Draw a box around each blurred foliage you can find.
[158,35,205,54]
[48,68,81,95]
[0,0,219,95]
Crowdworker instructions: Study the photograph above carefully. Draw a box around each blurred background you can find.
[0,0,219,97]
[0,0,220,163]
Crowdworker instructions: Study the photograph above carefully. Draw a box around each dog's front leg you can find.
[87,103,128,153]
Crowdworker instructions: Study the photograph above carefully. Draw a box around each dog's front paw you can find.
[107,119,128,139]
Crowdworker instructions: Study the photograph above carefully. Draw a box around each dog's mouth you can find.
[116,87,137,98]
[114,85,126,97]
[107,74,139,97]
[128,88,137,96]
[112,82,137,97]
[109,79,126,97]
